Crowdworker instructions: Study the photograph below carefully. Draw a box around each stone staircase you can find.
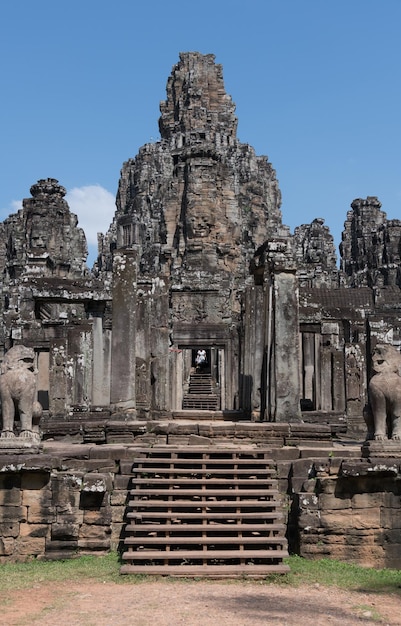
[120,447,290,577]
[182,372,219,410]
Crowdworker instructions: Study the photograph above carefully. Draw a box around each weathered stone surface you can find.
[45,539,78,552]
[83,506,112,526]
[52,472,83,496]
[89,445,133,460]
[110,522,124,551]
[0,477,21,505]
[0,537,15,555]
[82,472,112,493]
[27,502,55,524]
[1,178,87,280]
[110,490,127,506]
[341,460,398,476]
[294,218,339,288]
[0,505,27,522]
[0,522,19,537]
[22,488,52,508]
[352,507,381,530]
[51,522,79,540]
[77,538,110,551]
[341,197,401,288]
[113,475,132,490]
[111,505,125,524]
[351,492,384,508]
[17,536,46,555]
[319,493,352,510]
[381,507,401,529]
[79,524,111,539]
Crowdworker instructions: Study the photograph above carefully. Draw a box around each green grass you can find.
[0,553,125,592]
[0,553,400,595]
[266,555,401,594]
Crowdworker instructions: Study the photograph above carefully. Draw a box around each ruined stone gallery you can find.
[1,52,401,570]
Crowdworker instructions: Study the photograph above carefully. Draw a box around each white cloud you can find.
[11,200,23,212]
[0,200,22,222]
[67,185,116,245]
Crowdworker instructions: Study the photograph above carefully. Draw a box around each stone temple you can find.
[2,52,401,570]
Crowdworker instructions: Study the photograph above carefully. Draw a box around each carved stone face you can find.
[188,215,211,239]
[372,344,401,375]
[29,224,47,249]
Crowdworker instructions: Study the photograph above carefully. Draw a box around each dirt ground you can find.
[2,579,401,626]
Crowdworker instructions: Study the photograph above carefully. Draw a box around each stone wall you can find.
[0,445,133,561]
[2,442,401,569]
[292,456,401,569]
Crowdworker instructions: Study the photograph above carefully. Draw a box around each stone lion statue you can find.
[367,343,401,441]
[0,345,42,440]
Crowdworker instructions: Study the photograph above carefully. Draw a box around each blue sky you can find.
[1,0,400,265]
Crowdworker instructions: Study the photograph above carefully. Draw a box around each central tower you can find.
[102,52,299,420]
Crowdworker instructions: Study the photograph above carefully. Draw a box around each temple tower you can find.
[101,52,300,420]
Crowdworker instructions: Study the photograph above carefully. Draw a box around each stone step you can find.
[131,477,278,486]
[125,536,287,547]
[123,466,276,478]
[122,548,289,560]
[120,563,290,577]
[182,397,218,410]
[128,498,282,508]
[127,511,283,521]
[121,447,289,577]
[184,372,218,410]
[124,522,287,534]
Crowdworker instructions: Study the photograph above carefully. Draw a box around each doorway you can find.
[181,347,223,410]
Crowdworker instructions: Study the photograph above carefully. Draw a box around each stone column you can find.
[242,284,266,419]
[302,332,315,406]
[272,268,302,421]
[110,250,137,411]
[89,304,111,407]
[49,339,68,416]
[149,275,170,416]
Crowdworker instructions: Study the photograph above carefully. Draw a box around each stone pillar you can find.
[67,325,92,409]
[149,275,170,416]
[302,332,315,407]
[90,305,111,407]
[271,269,302,421]
[37,350,50,411]
[332,351,345,411]
[219,349,226,410]
[320,348,333,410]
[171,348,183,412]
[49,339,68,416]
[314,333,321,409]
[135,282,152,417]
[242,284,265,419]
[110,250,137,411]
